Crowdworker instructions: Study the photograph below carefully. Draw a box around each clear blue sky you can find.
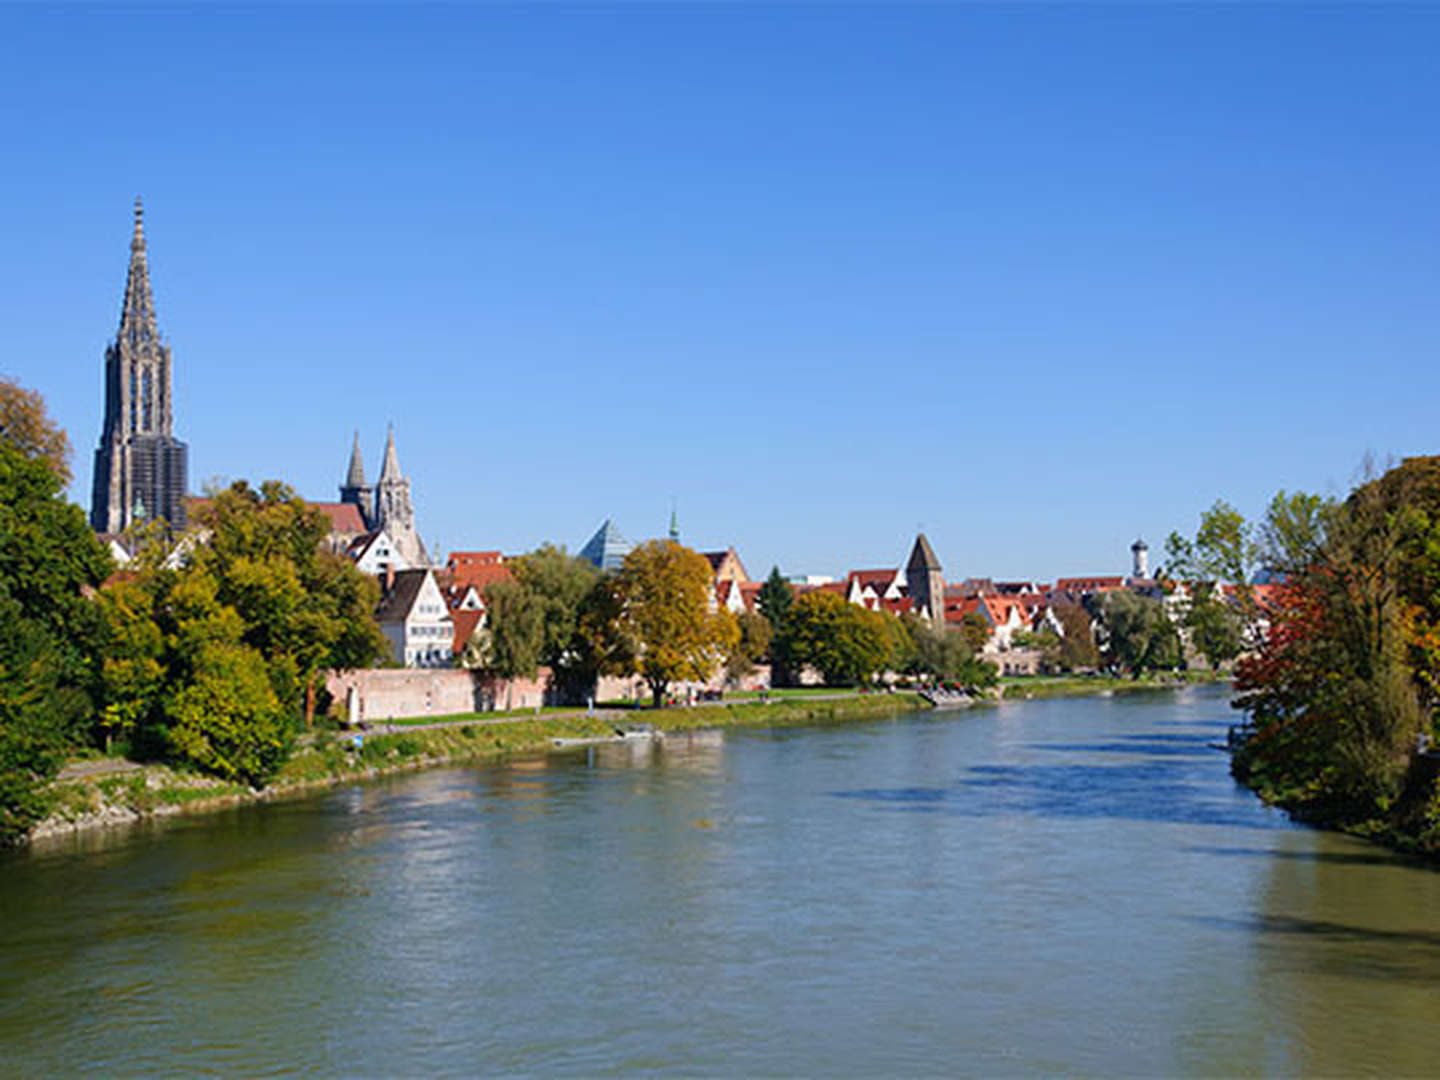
[5,4,1437,582]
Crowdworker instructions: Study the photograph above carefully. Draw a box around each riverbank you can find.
[28,692,931,844]
[998,671,1227,701]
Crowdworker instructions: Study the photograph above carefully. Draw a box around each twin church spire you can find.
[340,425,426,566]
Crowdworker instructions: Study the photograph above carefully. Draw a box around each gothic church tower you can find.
[339,430,374,527]
[91,199,189,533]
[374,425,427,565]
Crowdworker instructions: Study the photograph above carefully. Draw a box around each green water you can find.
[3,686,1438,1075]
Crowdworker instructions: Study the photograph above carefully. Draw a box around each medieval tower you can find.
[373,425,427,566]
[91,198,189,533]
[339,430,373,523]
[905,533,945,627]
[1131,537,1150,579]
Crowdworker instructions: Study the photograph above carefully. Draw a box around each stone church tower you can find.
[905,533,946,627]
[339,430,374,526]
[374,425,427,565]
[91,199,189,534]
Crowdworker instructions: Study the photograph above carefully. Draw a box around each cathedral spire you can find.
[345,429,367,488]
[379,423,402,482]
[119,196,158,347]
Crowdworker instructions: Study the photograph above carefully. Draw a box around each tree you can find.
[607,541,739,706]
[956,612,991,655]
[724,610,772,687]
[1097,591,1181,676]
[1234,460,1439,815]
[788,591,890,687]
[756,566,796,683]
[1184,588,1244,671]
[99,481,388,784]
[1165,500,1258,588]
[470,578,544,679]
[908,620,972,681]
[1048,601,1100,672]
[186,482,388,724]
[0,376,71,483]
[471,545,601,699]
[1258,490,1333,577]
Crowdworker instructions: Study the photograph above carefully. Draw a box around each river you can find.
[3,685,1438,1076]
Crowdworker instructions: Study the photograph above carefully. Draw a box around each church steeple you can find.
[379,423,402,482]
[91,198,188,535]
[347,430,367,486]
[339,429,373,525]
[119,197,158,348]
[373,425,426,565]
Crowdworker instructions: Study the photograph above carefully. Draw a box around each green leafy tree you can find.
[606,541,739,706]
[956,612,991,655]
[1048,600,1100,671]
[1097,591,1181,676]
[1165,499,1259,588]
[1184,588,1244,671]
[908,619,973,682]
[469,578,544,679]
[788,591,890,687]
[724,609,773,687]
[0,439,112,842]
[187,482,387,723]
[1258,490,1333,577]
[471,545,602,700]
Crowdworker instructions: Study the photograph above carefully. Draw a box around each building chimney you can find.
[384,562,395,592]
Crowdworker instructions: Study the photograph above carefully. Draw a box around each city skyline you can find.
[5,5,1437,580]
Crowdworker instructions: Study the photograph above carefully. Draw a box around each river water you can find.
[3,686,1439,1076]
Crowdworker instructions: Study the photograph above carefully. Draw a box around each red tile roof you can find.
[1054,576,1125,594]
[446,550,513,591]
[308,501,367,536]
[451,609,484,655]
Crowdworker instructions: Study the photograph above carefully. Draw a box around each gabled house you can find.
[376,568,454,668]
[347,528,412,577]
[702,548,751,586]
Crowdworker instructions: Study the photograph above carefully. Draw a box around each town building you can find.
[580,519,634,571]
[375,568,454,668]
[91,199,189,534]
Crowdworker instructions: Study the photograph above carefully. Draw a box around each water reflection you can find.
[7,686,1440,1075]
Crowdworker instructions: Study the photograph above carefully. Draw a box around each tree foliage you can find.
[1184,588,1244,671]
[1096,591,1181,676]
[0,376,72,484]
[99,481,387,785]
[788,591,889,687]
[605,541,738,706]
[0,443,112,841]
[1234,461,1440,818]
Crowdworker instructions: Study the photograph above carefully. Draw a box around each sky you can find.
[4,3,1438,582]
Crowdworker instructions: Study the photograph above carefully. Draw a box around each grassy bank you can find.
[30,693,929,843]
[998,672,1228,701]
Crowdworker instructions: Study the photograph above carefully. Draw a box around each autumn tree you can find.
[606,541,738,707]
[0,376,71,483]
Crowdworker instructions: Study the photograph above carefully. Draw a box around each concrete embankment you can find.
[29,693,931,844]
